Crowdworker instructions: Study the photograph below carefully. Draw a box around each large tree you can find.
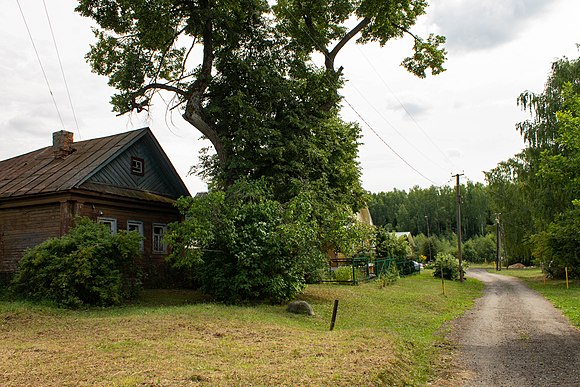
[76,0,445,185]
[486,55,580,272]
[529,82,580,277]
[76,1,446,301]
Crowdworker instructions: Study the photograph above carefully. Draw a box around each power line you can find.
[355,45,455,169]
[42,0,81,139]
[344,98,441,186]
[16,0,66,131]
[348,81,448,171]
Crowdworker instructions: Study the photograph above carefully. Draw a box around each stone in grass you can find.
[286,300,314,316]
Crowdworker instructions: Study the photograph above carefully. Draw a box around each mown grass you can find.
[0,271,483,386]
[491,267,580,328]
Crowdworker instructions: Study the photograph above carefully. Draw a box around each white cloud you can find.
[429,0,551,52]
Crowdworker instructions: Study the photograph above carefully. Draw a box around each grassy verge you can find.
[0,271,482,386]
[491,268,580,328]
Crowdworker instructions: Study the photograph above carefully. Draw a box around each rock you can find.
[508,263,527,269]
[286,300,314,316]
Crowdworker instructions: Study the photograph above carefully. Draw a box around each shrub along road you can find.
[448,269,580,386]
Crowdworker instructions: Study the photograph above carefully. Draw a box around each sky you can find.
[1,0,579,195]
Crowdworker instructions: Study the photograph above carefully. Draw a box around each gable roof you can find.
[394,231,415,247]
[0,128,190,201]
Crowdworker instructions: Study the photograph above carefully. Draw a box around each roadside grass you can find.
[491,268,580,328]
[0,271,483,386]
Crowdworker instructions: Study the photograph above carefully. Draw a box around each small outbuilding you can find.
[0,128,190,281]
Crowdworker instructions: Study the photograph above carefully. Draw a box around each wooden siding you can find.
[0,195,180,274]
[0,204,61,272]
[86,138,179,197]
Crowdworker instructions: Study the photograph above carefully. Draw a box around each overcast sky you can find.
[1,0,579,194]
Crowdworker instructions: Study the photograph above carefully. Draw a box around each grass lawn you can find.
[0,271,483,386]
[490,267,580,328]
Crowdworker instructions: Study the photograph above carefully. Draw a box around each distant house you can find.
[328,207,374,263]
[356,207,374,227]
[394,231,415,248]
[0,128,190,280]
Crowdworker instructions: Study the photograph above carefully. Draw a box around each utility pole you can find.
[453,173,465,282]
[424,215,432,262]
[495,213,502,271]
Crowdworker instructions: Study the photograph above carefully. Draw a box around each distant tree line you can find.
[368,182,496,264]
[368,182,492,241]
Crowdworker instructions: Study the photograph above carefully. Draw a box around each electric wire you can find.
[348,81,448,171]
[344,98,441,186]
[42,0,81,139]
[355,45,455,168]
[16,0,66,131]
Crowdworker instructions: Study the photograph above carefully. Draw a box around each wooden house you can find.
[0,128,190,281]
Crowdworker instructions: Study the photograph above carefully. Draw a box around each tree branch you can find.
[302,14,330,59]
[326,17,371,71]
[142,82,188,96]
[153,24,189,82]
[391,22,421,42]
[190,13,214,98]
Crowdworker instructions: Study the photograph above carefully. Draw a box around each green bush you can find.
[11,218,142,307]
[531,207,580,279]
[432,253,465,281]
[333,266,353,282]
[166,179,349,303]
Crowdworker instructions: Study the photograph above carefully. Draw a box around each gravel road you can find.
[447,268,580,386]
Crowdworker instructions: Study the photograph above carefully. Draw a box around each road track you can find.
[448,269,580,386]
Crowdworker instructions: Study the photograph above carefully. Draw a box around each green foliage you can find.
[11,218,142,307]
[375,227,412,259]
[77,0,444,302]
[333,266,353,282]
[77,0,445,186]
[432,253,463,281]
[274,0,446,76]
[368,182,491,241]
[166,178,371,303]
[463,234,496,263]
[413,234,430,260]
[531,207,580,279]
[485,155,534,264]
[529,83,580,278]
[487,57,580,272]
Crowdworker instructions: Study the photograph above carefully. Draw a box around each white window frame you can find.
[97,217,117,234]
[152,223,168,254]
[127,220,144,251]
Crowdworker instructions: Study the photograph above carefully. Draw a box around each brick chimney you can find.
[52,130,74,159]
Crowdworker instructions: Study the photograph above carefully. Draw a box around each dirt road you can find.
[449,269,580,386]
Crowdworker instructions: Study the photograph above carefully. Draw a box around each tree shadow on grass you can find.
[134,289,212,307]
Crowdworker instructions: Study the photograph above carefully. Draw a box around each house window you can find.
[127,220,144,251]
[153,223,167,254]
[131,156,144,176]
[97,217,117,234]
